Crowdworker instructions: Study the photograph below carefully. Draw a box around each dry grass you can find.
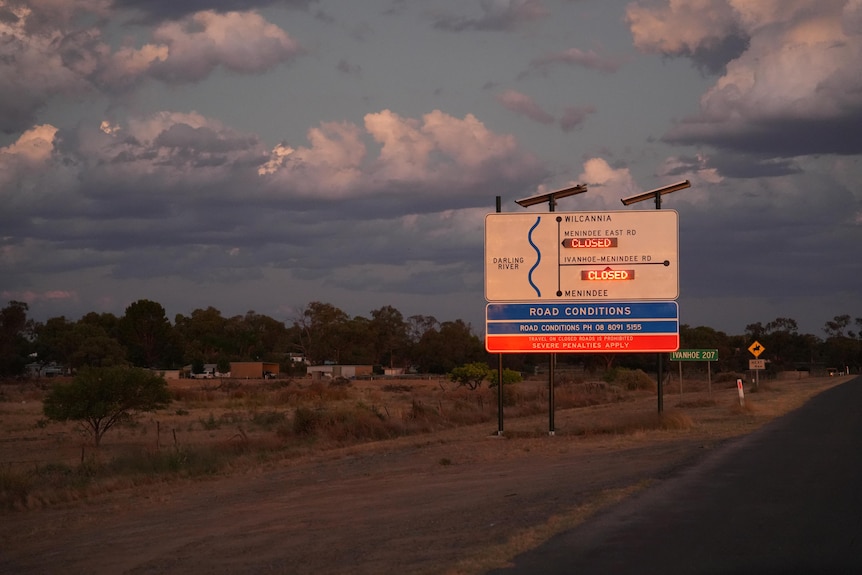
[0,374,848,512]
[445,482,651,575]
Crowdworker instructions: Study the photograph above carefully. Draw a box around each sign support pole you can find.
[510,185,589,436]
[549,200,556,435]
[708,361,712,397]
[620,181,691,413]
[495,196,504,436]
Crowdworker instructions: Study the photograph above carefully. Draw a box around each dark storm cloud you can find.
[113,0,316,22]
[0,86,45,135]
[154,124,259,155]
[431,0,547,32]
[664,152,801,180]
[685,32,749,75]
[665,113,862,158]
[675,173,860,304]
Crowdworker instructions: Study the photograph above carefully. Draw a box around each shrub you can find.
[382,384,411,393]
[450,362,493,390]
[0,467,30,510]
[320,406,400,442]
[292,406,322,436]
[251,410,286,430]
[200,413,220,430]
[605,368,656,391]
[488,368,524,387]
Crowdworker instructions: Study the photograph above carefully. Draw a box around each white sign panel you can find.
[485,211,678,302]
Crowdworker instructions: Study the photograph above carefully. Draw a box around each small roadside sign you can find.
[670,349,718,361]
[749,359,766,370]
[748,341,765,358]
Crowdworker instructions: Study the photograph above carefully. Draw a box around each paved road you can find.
[491,376,862,575]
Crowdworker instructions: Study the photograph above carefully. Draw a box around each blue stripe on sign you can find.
[487,320,678,335]
[486,301,678,321]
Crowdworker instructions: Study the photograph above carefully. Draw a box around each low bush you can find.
[292,406,320,436]
[715,372,746,384]
[571,410,693,436]
[251,410,287,430]
[605,368,656,392]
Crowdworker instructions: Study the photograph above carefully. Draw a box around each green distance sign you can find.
[670,349,718,361]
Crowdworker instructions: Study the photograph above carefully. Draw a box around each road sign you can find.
[670,349,718,361]
[485,301,679,353]
[485,210,678,302]
[749,359,766,370]
[748,341,765,358]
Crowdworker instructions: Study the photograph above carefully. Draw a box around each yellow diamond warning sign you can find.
[748,341,765,358]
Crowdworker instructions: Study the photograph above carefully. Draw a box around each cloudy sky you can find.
[1,0,860,337]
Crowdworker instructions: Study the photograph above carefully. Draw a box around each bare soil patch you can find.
[0,375,850,574]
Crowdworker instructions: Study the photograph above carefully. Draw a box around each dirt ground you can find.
[0,375,850,574]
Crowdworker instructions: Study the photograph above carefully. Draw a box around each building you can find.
[230,361,280,379]
[306,364,373,379]
[25,362,67,378]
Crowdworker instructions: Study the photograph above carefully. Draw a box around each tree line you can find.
[0,300,859,378]
[0,300,485,377]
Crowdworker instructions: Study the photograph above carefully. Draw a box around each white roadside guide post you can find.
[737,378,745,407]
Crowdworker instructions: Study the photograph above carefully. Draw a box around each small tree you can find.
[43,366,171,446]
[489,368,523,387]
[449,362,494,390]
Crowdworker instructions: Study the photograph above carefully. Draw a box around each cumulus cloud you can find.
[522,47,624,77]
[81,111,265,198]
[626,0,748,73]
[496,90,555,125]
[0,3,95,133]
[261,109,544,202]
[628,0,862,157]
[559,105,597,132]
[0,108,543,293]
[432,0,548,32]
[0,5,301,133]
[146,11,302,83]
[577,157,638,205]
[0,125,59,200]
[1,125,58,164]
[260,120,366,196]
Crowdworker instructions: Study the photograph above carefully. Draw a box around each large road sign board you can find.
[670,349,719,361]
[485,210,678,302]
[485,301,679,353]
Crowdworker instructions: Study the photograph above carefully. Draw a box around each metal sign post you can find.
[497,185,589,436]
[620,180,690,413]
[670,349,719,397]
[748,341,766,391]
